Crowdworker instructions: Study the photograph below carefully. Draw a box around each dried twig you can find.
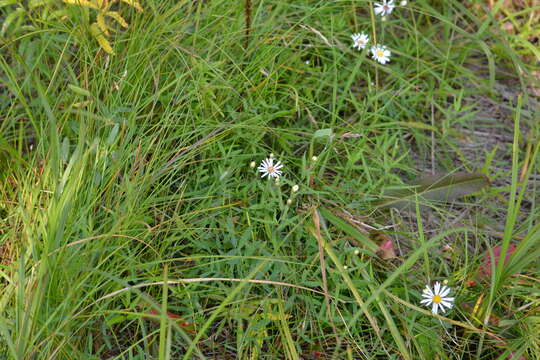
[244,0,252,49]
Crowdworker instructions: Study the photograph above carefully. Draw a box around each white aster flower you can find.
[351,32,369,50]
[374,0,395,16]
[257,157,284,179]
[371,45,391,64]
[420,281,455,315]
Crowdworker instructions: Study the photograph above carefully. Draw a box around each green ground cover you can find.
[0,0,539,358]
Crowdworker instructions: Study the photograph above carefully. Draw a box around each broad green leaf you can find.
[68,84,92,97]
[377,172,490,210]
[106,124,120,145]
[318,207,378,252]
[313,128,332,140]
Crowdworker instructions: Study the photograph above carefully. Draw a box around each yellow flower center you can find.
[267,166,275,173]
[357,39,364,45]
[432,295,442,304]
[376,50,384,57]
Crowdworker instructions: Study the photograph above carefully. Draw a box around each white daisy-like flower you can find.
[370,45,391,64]
[420,281,455,315]
[374,0,395,16]
[257,157,284,179]
[351,32,369,50]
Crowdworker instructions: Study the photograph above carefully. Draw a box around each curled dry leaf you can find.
[341,132,362,138]
[377,172,490,211]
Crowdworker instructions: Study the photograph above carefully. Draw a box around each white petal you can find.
[440,286,450,297]
[440,300,453,309]
[434,282,441,295]
[420,298,432,305]
[431,302,439,314]
[423,286,433,297]
[443,297,455,303]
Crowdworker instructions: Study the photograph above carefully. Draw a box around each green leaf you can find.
[313,128,332,140]
[106,124,120,145]
[377,172,490,210]
[1,7,25,36]
[318,207,378,252]
[0,0,18,8]
[68,84,92,97]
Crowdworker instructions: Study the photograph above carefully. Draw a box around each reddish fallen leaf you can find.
[489,312,501,326]
[507,352,526,360]
[378,239,396,260]
[136,295,195,333]
[480,244,517,278]
[370,231,397,260]
[144,309,192,329]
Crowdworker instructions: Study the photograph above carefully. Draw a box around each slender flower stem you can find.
[368,1,379,99]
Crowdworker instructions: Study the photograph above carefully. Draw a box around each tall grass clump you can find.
[0,0,539,358]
